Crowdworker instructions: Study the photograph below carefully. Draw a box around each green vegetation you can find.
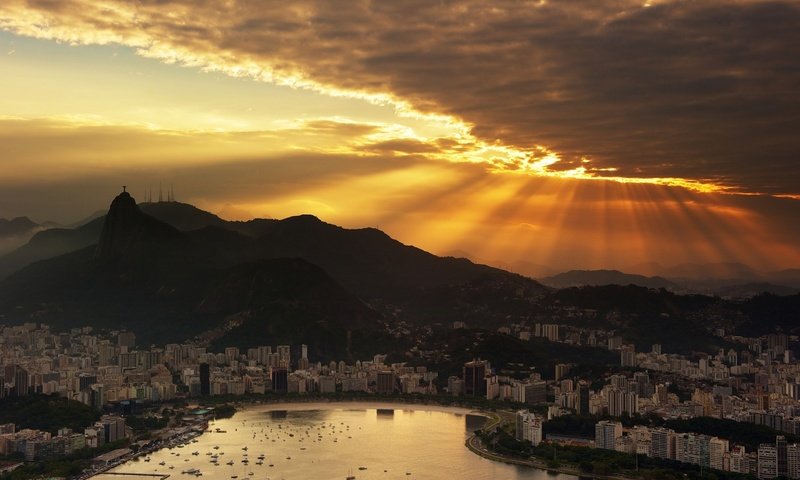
[478,427,755,480]
[213,404,237,419]
[0,394,99,436]
[664,417,798,452]
[125,414,168,435]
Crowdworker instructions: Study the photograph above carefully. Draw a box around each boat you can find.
[359,466,367,470]
[242,446,248,451]
[182,468,199,475]
[226,460,234,465]
[159,461,166,466]
[346,468,356,480]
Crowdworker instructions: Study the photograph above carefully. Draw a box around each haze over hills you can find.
[1,192,798,357]
[539,270,679,290]
[0,216,45,256]
[0,192,546,354]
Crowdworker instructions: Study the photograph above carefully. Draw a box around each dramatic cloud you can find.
[2,0,799,194]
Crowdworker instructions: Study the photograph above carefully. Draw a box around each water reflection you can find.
[97,403,577,480]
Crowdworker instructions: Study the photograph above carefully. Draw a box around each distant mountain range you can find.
[0,193,797,357]
[0,217,39,237]
[539,270,680,290]
[0,217,46,256]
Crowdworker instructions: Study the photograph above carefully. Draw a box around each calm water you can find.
[98,403,578,480]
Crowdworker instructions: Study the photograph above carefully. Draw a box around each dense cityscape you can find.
[1,319,799,479]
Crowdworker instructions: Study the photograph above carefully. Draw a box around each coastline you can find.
[95,398,630,480]
[464,433,640,480]
[233,400,483,416]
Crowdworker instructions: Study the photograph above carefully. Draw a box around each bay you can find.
[97,403,578,480]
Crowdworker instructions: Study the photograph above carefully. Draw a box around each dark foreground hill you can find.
[0,192,546,356]
[0,193,382,358]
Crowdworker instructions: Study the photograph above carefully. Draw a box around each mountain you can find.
[767,269,800,289]
[713,282,800,299]
[540,269,679,290]
[0,193,383,358]
[0,217,39,237]
[0,201,234,280]
[0,217,44,256]
[443,250,556,278]
[139,201,230,231]
[0,218,104,279]
[0,193,547,353]
[663,262,760,281]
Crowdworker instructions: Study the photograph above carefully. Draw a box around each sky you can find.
[0,0,798,274]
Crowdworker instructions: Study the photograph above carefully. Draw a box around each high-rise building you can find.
[541,324,559,342]
[516,410,543,446]
[272,368,288,393]
[778,436,789,478]
[277,345,291,369]
[199,363,210,396]
[13,367,29,396]
[709,437,729,471]
[298,344,309,371]
[595,420,622,450]
[577,381,590,415]
[759,444,779,479]
[376,371,396,394]
[554,364,571,380]
[463,360,488,397]
[224,347,239,365]
[524,381,547,404]
[650,428,675,460]
[787,443,800,479]
[620,347,637,367]
[117,331,136,349]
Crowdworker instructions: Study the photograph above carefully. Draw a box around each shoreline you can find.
[464,433,641,480]
[96,398,615,480]
[228,399,483,416]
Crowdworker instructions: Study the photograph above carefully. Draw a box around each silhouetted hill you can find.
[0,216,39,237]
[663,262,759,280]
[714,282,800,298]
[201,258,381,359]
[248,214,541,301]
[139,201,229,231]
[737,293,800,336]
[0,193,383,357]
[540,269,679,290]
[0,217,104,279]
[768,269,800,289]
[0,201,250,280]
[95,192,184,261]
[547,285,727,352]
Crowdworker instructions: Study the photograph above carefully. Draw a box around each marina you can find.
[91,403,577,480]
